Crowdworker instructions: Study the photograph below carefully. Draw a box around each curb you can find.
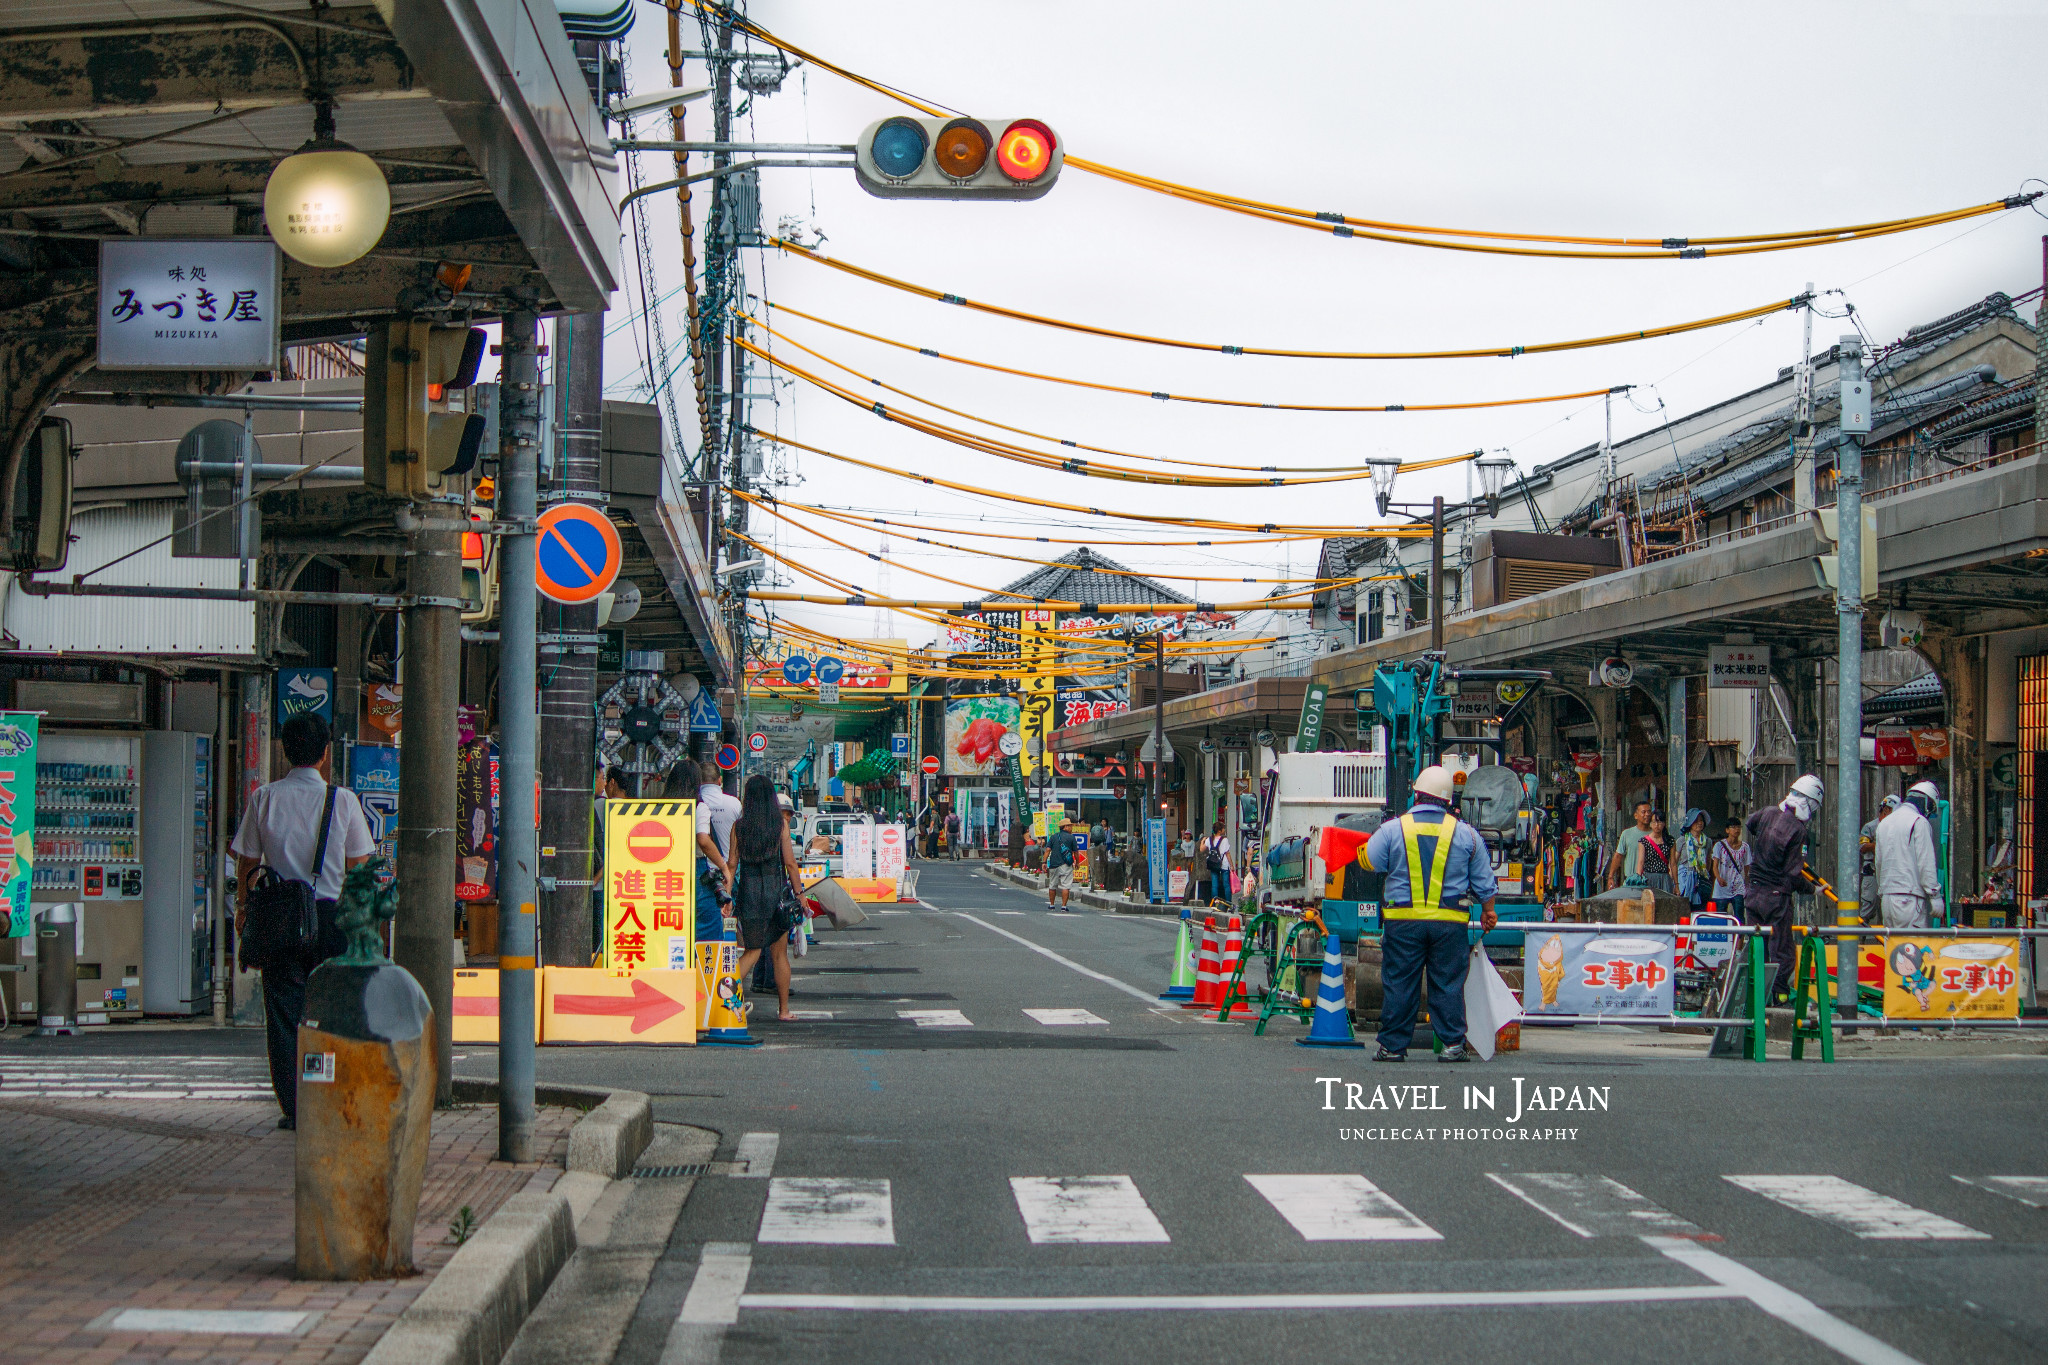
[361,1083,656,1365]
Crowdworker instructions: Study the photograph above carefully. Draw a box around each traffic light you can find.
[854,116,1062,200]
[363,319,486,497]
[460,519,498,623]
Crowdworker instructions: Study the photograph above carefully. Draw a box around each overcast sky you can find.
[603,0,2048,652]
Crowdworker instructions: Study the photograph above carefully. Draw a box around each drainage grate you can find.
[633,1163,713,1179]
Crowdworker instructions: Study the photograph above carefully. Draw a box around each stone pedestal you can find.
[295,962,436,1280]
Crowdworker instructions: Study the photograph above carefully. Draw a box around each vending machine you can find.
[30,729,212,1019]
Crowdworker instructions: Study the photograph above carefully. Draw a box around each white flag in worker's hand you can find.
[1464,945,1523,1061]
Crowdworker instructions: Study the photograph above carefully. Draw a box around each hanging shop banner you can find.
[0,714,38,937]
[275,667,335,727]
[362,683,402,741]
[1883,937,2021,1020]
[842,820,874,879]
[97,238,281,371]
[1706,644,1771,690]
[1523,930,1675,1017]
[944,696,1022,777]
[349,744,400,882]
[1146,817,1168,901]
[456,736,500,902]
[602,799,697,973]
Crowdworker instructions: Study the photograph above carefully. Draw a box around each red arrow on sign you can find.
[553,978,687,1034]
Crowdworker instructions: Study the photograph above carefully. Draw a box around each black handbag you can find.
[238,785,338,972]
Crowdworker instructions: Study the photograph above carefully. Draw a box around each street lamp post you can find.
[1371,454,1512,657]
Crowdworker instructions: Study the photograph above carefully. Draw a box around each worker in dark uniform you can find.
[1744,773,1823,1003]
[1365,765,1498,1063]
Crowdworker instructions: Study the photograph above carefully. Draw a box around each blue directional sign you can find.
[816,656,846,685]
[687,691,723,734]
[781,655,813,686]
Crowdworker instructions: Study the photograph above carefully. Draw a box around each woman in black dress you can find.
[732,774,801,1021]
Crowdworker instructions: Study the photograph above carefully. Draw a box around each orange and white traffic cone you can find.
[1215,914,1254,1017]
[1185,916,1221,1010]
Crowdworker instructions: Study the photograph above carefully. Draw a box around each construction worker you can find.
[1874,780,1943,929]
[1365,765,1498,1063]
[1745,773,1823,1002]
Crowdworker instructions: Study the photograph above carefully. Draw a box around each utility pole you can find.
[394,500,460,1105]
[1793,284,1816,514]
[1834,332,1870,1022]
[537,315,604,966]
[1151,634,1166,903]
[1429,495,1445,656]
[496,310,541,1160]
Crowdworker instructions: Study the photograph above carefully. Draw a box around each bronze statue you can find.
[331,857,399,965]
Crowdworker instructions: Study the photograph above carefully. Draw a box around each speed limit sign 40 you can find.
[748,731,767,755]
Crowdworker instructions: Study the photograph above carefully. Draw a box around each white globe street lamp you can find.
[264,100,390,269]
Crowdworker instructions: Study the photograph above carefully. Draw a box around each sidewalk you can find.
[0,1096,578,1364]
[981,861,1183,914]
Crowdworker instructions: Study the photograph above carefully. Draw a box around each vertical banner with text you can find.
[603,799,697,974]
[0,714,38,937]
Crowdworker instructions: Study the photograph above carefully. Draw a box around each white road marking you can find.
[1487,1173,1705,1238]
[1646,1237,1927,1365]
[1724,1175,1988,1240]
[994,911,1026,916]
[1245,1174,1442,1242]
[1023,1008,1107,1026]
[899,1010,972,1027]
[1952,1175,2048,1209]
[759,1178,895,1245]
[677,1243,754,1325]
[785,1010,835,1020]
[1010,1176,1171,1244]
[739,1286,1744,1313]
[936,906,1157,1004]
[99,1309,313,1335]
[733,1132,778,1179]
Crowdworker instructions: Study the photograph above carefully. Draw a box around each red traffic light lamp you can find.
[855,116,1063,200]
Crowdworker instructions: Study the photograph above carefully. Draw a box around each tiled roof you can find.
[994,548,1193,607]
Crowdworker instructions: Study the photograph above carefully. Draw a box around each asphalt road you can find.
[477,861,2048,1365]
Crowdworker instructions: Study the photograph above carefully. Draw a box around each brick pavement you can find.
[0,1099,577,1364]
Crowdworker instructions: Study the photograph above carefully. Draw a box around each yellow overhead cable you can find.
[749,429,1437,537]
[749,586,1344,613]
[765,302,1628,415]
[693,4,2038,260]
[736,333,1464,490]
[772,501,1338,550]
[739,488,1371,588]
[773,239,1807,360]
[751,619,1221,680]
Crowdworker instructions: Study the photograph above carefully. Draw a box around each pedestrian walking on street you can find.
[1875,781,1944,929]
[1711,817,1750,921]
[1630,811,1674,893]
[1365,765,1498,1063]
[945,807,962,859]
[1605,800,1653,891]
[231,714,375,1130]
[731,774,801,1021]
[1676,809,1712,913]
[1745,774,1824,1002]
[1046,818,1079,911]
[1202,821,1231,906]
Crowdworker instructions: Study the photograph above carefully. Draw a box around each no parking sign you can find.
[535,504,622,604]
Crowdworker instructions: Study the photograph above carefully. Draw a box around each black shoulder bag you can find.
[238,785,338,973]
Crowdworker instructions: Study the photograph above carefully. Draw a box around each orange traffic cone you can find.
[1185,917,1221,1010]
[1215,915,1255,1017]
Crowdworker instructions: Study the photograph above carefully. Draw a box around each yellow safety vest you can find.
[1386,811,1466,923]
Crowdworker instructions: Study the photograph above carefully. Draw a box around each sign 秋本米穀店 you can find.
[1707,644,1771,690]
[98,239,280,371]
[350,745,400,883]
[0,714,38,936]
[603,800,698,973]
[1522,930,1675,1017]
[1883,938,2020,1019]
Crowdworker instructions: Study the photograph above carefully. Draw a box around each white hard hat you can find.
[1879,793,1900,811]
[1790,774,1825,803]
[1908,780,1940,802]
[1413,765,1456,801]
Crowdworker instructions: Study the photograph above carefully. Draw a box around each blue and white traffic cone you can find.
[1297,932,1363,1048]
[1159,910,1198,1001]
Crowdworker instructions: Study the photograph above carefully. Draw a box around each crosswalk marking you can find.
[677,1243,753,1325]
[994,911,1026,916]
[1645,1238,1926,1365]
[733,1132,778,1179]
[898,1009,971,1027]
[759,1178,895,1245]
[1725,1175,1988,1240]
[738,1286,1745,1314]
[785,1010,835,1021]
[1022,1008,1106,1026]
[1011,1176,1171,1244]
[0,1057,272,1099]
[1245,1174,1441,1242]
[1487,1173,1705,1238]
[1952,1175,2048,1209]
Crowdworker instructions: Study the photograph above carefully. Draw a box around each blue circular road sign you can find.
[534,503,622,605]
[816,656,845,685]
[781,655,813,686]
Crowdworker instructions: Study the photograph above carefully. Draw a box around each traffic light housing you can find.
[854,116,1062,200]
[363,319,486,498]
[460,520,498,623]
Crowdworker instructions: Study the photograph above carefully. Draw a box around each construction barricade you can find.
[1787,925,2048,1062]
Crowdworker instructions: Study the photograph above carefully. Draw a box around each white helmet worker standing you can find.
[1745,774,1825,1001]
[1413,765,1457,802]
[1875,780,1943,929]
